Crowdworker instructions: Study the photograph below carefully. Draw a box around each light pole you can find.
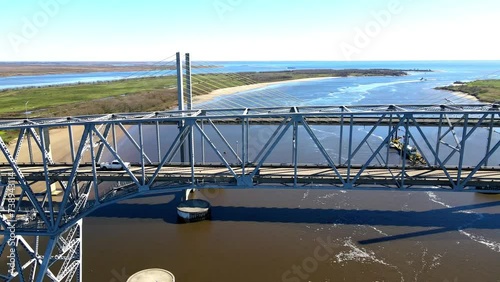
[25,101,29,120]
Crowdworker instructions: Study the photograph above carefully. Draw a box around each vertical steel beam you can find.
[293,118,299,187]
[139,123,145,186]
[346,115,354,186]
[177,52,186,164]
[156,120,161,163]
[68,125,75,163]
[176,52,185,112]
[27,130,34,163]
[246,118,249,164]
[188,121,196,184]
[185,53,193,111]
[401,115,410,188]
[112,123,117,154]
[485,113,494,166]
[386,114,392,166]
[77,219,83,282]
[241,118,246,175]
[35,235,58,282]
[456,114,468,188]
[89,127,100,203]
[201,120,205,164]
[39,127,55,226]
[186,54,195,182]
[338,108,344,164]
[435,112,443,166]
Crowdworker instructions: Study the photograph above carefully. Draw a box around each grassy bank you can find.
[436,79,500,103]
[0,69,410,118]
[0,77,178,117]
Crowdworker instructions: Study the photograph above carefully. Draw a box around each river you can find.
[44,61,500,281]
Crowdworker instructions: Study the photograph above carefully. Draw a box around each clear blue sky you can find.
[1,0,499,61]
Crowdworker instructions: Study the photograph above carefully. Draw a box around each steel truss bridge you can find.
[0,103,499,281]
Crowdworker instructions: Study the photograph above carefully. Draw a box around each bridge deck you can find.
[211,117,500,127]
[1,164,498,189]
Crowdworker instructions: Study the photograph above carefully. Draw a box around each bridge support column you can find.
[184,188,195,201]
[176,52,186,164]
[1,219,83,281]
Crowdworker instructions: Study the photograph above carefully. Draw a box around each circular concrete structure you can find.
[126,268,175,282]
[177,199,211,222]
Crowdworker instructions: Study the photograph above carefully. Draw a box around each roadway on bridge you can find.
[1,164,498,189]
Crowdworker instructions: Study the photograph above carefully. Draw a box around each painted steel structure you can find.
[0,103,498,281]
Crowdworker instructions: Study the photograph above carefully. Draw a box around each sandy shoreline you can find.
[193,76,338,104]
[440,83,480,102]
[449,91,479,102]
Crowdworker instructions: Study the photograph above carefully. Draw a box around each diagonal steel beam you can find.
[27,128,54,164]
[207,119,242,164]
[301,119,345,184]
[349,114,387,160]
[39,127,55,227]
[195,122,238,178]
[0,137,51,229]
[117,123,153,164]
[460,139,500,188]
[250,118,294,178]
[55,126,92,228]
[12,128,26,161]
[147,125,191,186]
[92,127,142,188]
[351,118,405,186]
[410,117,456,188]
[253,117,291,164]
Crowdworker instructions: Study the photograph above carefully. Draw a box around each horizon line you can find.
[1,59,500,63]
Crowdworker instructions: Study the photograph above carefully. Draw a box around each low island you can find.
[436,79,500,103]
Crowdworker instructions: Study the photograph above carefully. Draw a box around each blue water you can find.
[1,61,499,90]
[197,61,500,109]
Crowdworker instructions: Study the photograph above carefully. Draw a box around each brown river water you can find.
[84,188,500,281]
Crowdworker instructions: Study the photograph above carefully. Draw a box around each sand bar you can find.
[193,76,338,104]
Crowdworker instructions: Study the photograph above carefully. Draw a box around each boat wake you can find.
[426,192,500,253]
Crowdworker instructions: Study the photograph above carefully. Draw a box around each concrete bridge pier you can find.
[184,188,196,201]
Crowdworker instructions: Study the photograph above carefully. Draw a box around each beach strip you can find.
[193,76,337,104]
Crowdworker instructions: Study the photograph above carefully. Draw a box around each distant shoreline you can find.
[0,63,218,77]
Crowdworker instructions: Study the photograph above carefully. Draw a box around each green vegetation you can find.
[0,77,179,117]
[436,79,500,103]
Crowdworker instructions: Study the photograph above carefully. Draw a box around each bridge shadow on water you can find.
[88,192,500,245]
